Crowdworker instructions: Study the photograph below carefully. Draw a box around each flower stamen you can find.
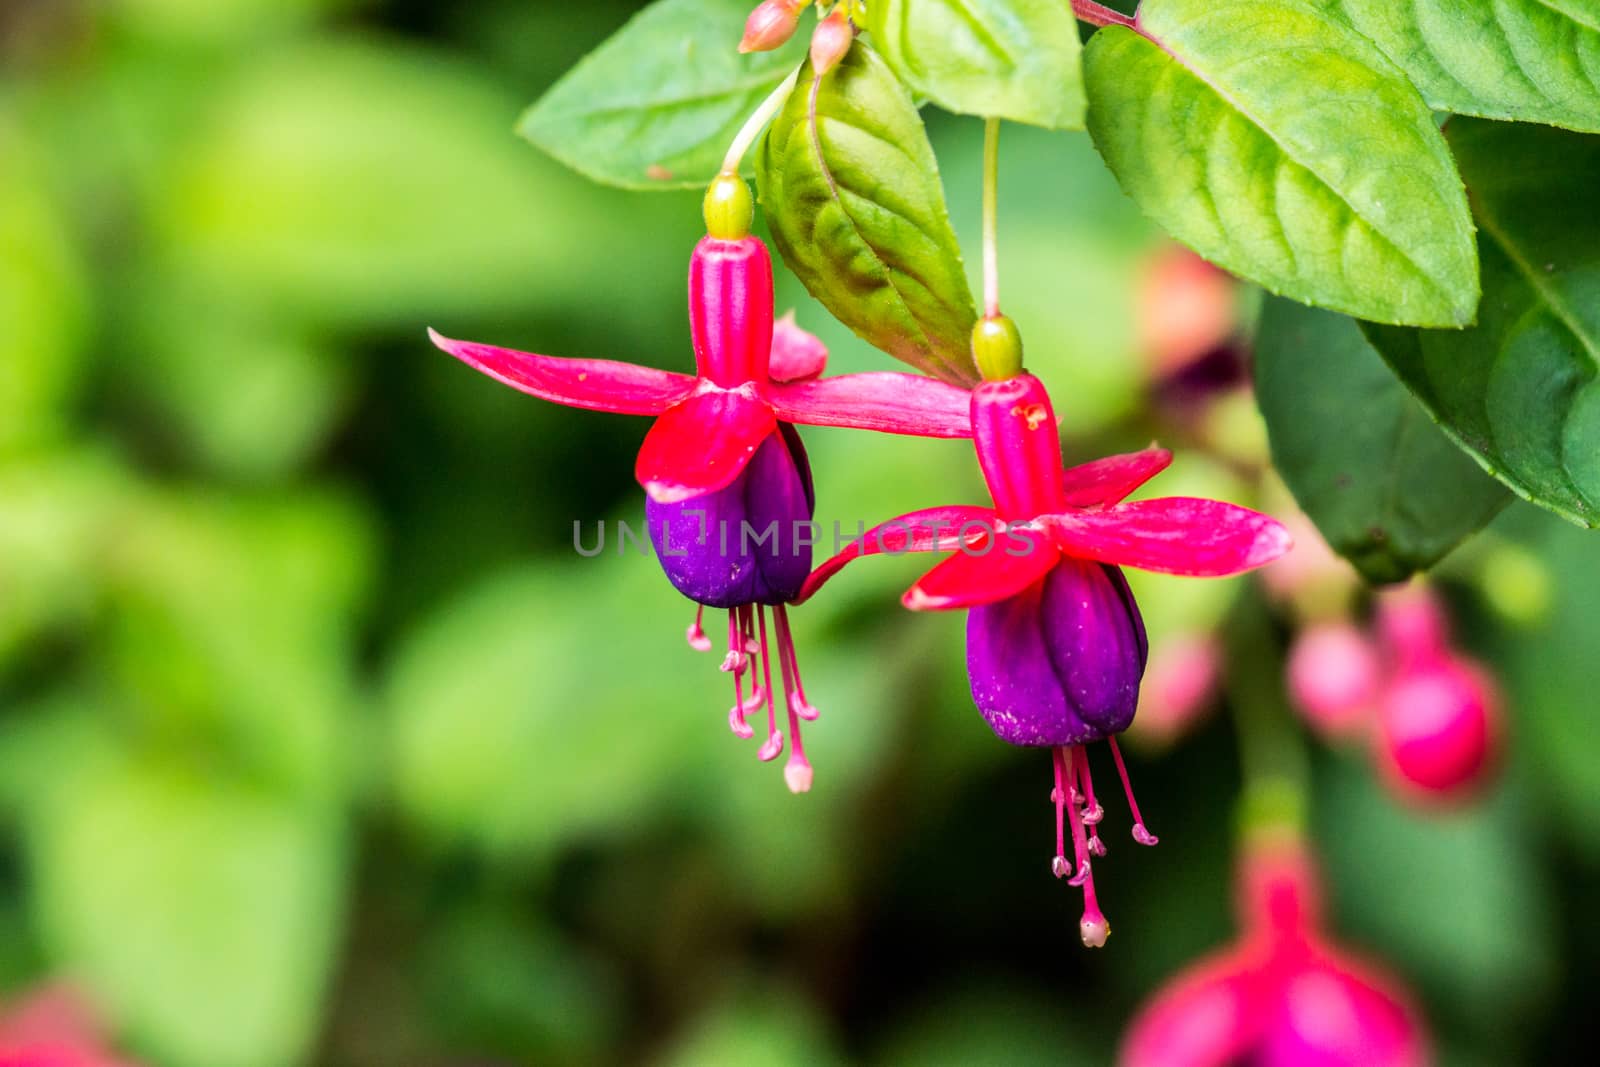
[773,606,813,793]
[1110,737,1159,846]
[721,609,748,674]
[755,606,784,762]
[687,605,713,652]
[1064,747,1110,946]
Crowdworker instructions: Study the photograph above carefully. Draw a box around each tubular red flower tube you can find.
[801,371,1291,942]
[1121,839,1430,1067]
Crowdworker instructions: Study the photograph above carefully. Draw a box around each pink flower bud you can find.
[739,0,804,54]
[809,8,854,76]
[768,310,828,382]
[1375,583,1451,669]
[1137,246,1239,377]
[1376,657,1500,802]
[1286,621,1381,740]
[1132,633,1222,746]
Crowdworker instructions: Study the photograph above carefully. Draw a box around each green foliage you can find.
[759,47,978,385]
[1366,119,1600,527]
[1254,297,1509,582]
[24,748,346,1067]
[864,0,1085,129]
[1313,0,1600,133]
[1083,0,1479,327]
[519,0,809,190]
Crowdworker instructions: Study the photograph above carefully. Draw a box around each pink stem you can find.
[1051,748,1071,878]
[1072,1,1136,29]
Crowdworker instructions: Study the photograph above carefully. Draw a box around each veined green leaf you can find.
[1083,0,1479,327]
[758,46,978,385]
[1314,0,1600,133]
[864,0,1085,129]
[520,0,808,190]
[1366,119,1600,527]
[1255,297,1509,583]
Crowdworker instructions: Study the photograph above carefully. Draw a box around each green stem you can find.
[1223,589,1310,841]
[982,116,1001,318]
[722,66,803,175]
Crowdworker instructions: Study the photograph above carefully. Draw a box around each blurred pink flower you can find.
[0,984,138,1067]
[1121,839,1430,1067]
[1286,621,1382,740]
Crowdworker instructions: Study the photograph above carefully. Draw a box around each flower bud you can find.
[768,310,828,382]
[1376,657,1500,801]
[972,315,1023,381]
[1286,621,1381,740]
[1131,632,1222,746]
[739,0,805,54]
[1374,583,1450,669]
[809,8,854,77]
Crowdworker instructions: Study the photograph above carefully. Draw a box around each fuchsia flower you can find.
[1287,621,1383,740]
[429,199,972,793]
[800,371,1290,943]
[1372,588,1501,802]
[1121,839,1430,1067]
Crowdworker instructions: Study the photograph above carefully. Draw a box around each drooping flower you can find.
[1120,838,1429,1067]
[1372,586,1501,802]
[428,174,973,792]
[800,367,1290,944]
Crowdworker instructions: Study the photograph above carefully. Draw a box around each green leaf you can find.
[25,753,346,1067]
[1365,118,1600,527]
[758,47,979,385]
[1254,297,1509,582]
[1312,0,1600,134]
[519,0,809,190]
[863,0,1085,129]
[1082,0,1479,327]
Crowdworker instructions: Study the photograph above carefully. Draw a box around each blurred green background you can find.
[2,1,1597,1064]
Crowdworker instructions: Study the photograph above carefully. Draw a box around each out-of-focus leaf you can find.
[1317,759,1556,1028]
[385,556,710,861]
[1084,0,1479,327]
[423,904,619,1064]
[23,752,346,1067]
[871,982,1103,1066]
[102,490,373,799]
[110,0,365,44]
[1312,0,1600,134]
[152,39,616,324]
[0,119,87,456]
[1366,119,1600,527]
[864,0,1085,129]
[519,0,809,190]
[0,452,126,666]
[123,283,348,480]
[1255,297,1509,582]
[657,986,842,1067]
[759,47,979,385]
[1488,504,1600,858]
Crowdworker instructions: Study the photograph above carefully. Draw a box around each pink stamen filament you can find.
[721,609,747,674]
[774,604,818,722]
[755,606,784,762]
[727,610,756,739]
[1077,750,1105,856]
[1051,747,1071,878]
[1109,737,1159,846]
[773,605,812,793]
[1068,747,1110,947]
[687,605,713,652]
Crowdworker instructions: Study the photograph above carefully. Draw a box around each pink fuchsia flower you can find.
[800,371,1290,943]
[1286,621,1383,741]
[1121,839,1430,1067]
[1372,585,1501,802]
[429,179,973,793]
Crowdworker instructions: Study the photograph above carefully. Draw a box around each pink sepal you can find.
[428,329,697,416]
[634,388,776,504]
[1045,498,1292,577]
[1062,447,1174,508]
[1120,948,1263,1067]
[796,505,997,603]
[768,372,973,438]
[902,529,1058,611]
[768,311,829,382]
